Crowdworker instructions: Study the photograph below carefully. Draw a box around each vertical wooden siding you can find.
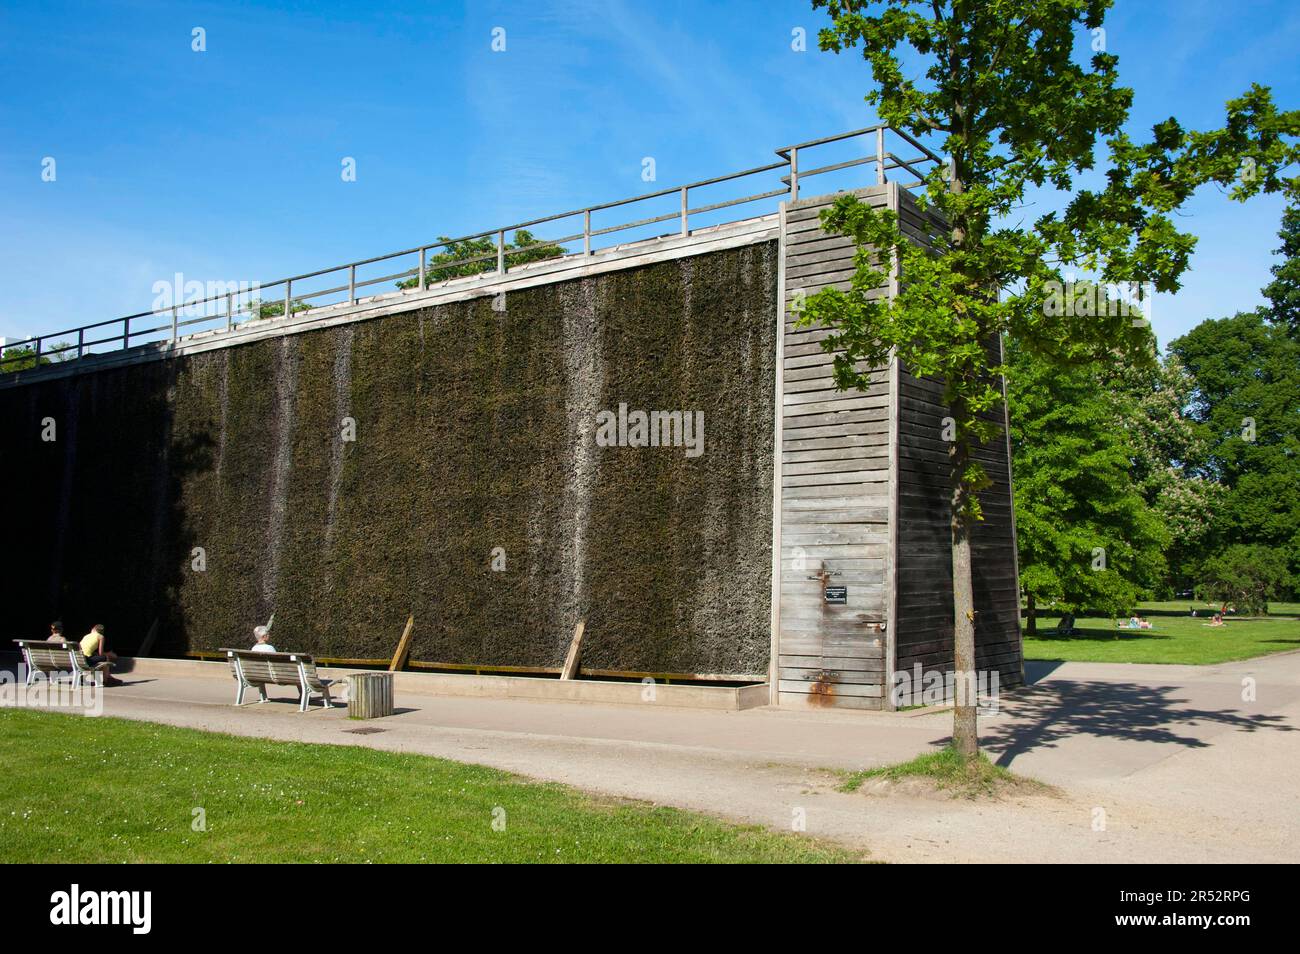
[891,190,1024,698]
[776,185,1024,709]
[777,187,893,709]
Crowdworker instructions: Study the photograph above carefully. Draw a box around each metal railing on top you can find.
[0,125,944,373]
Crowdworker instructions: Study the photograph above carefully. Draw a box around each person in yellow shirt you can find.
[80,624,122,686]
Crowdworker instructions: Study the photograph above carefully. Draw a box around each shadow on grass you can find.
[1025,626,1172,643]
[979,678,1296,769]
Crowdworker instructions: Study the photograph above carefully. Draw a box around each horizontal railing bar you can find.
[886,153,933,183]
[80,334,129,348]
[890,127,945,164]
[666,160,789,193]
[781,155,876,183]
[589,209,682,238]
[132,320,175,338]
[685,187,789,218]
[290,281,351,302]
[774,124,886,158]
[0,126,944,375]
[354,268,419,290]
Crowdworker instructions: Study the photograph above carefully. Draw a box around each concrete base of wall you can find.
[115,656,770,711]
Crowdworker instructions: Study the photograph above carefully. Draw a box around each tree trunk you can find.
[1025,593,1036,635]
[950,443,979,761]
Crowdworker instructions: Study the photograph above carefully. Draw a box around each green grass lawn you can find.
[1022,599,1300,665]
[837,746,1048,799]
[0,709,856,863]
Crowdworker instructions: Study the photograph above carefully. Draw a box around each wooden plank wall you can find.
[777,186,893,710]
[892,189,1024,701]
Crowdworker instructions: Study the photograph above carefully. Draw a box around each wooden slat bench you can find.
[13,640,75,686]
[67,645,114,688]
[221,649,336,712]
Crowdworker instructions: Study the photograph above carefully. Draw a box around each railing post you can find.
[226,292,233,332]
[171,305,178,342]
[77,327,84,359]
[34,337,41,364]
[789,146,799,202]
[877,127,886,185]
[348,264,356,305]
[680,186,689,236]
[123,317,130,350]
[583,209,591,255]
[284,279,292,319]
[418,248,426,290]
[497,230,506,274]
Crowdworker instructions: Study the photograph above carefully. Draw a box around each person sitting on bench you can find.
[49,620,67,643]
[247,624,302,702]
[81,624,122,686]
[250,625,277,653]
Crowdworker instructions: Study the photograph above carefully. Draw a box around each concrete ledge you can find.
[117,657,769,711]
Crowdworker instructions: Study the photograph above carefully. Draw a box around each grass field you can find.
[1022,600,1300,665]
[837,746,1048,799]
[0,709,856,864]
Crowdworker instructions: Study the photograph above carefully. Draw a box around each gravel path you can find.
[8,651,1298,863]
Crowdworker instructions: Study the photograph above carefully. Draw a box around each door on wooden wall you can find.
[778,560,887,709]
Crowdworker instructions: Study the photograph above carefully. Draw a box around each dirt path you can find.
[7,651,1298,862]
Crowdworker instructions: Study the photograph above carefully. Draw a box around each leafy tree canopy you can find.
[1007,331,1171,620]
[396,229,565,289]
[803,0,1299,756]
[1169,308,1300,584]
[1196,544,1293,615]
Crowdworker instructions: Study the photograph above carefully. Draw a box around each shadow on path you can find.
[982,678,1295,769]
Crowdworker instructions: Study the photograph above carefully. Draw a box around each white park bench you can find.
[12,639,112,688]
[66,644,114,688]
[13,639,76,685]
[221,649,336,712]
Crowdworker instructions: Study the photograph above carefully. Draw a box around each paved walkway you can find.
[7,651,1299,862]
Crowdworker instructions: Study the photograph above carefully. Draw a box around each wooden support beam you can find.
[560,618,586,680]
[136,618,160,658]
[388,615,416,672]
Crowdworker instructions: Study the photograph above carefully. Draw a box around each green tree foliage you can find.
[1,342,77,372]
[1262,203,1300,334]
[249,299,312,320]
[396,229,565,289]
[1169,308,1300,591]
[1196,544,1292,615]
[1007,335,1170,627]
[1110,349,1223,586]
[805,0,1300,757]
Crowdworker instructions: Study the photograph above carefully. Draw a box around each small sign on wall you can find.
[823,585,847,605]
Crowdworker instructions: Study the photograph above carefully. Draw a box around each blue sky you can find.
[1,0,1298,348]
